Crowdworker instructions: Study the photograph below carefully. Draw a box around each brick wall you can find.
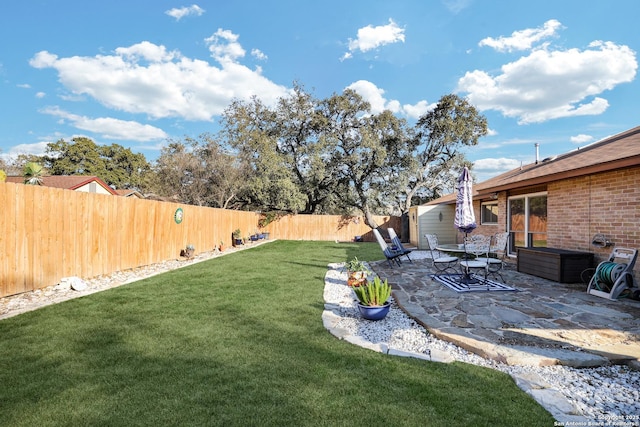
[548,167,640,248]
[470,166,640,272]
[471,195,508,246]
[548,166,640,267]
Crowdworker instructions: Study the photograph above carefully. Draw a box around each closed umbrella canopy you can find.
[454,166,477,234]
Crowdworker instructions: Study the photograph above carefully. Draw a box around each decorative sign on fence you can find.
[174,208,184,224]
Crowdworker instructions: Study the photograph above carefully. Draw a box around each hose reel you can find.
[591,261,627,291]
[587,247,638,300]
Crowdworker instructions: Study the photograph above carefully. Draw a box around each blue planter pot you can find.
[357,301,391,321]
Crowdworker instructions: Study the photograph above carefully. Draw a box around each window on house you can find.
[480,202,498,224]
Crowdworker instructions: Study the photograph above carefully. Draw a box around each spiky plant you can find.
[23,162,44,185]
[353,276,391,307]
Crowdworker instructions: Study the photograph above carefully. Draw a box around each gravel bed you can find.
[325,263,640,421]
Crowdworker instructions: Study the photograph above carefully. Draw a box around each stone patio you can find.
[370,255,640,367]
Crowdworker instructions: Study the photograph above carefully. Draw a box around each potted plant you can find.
[218,240,225,252]
[232,229,243,246]
[180,244,195,259]
[345,257,369,287]
[352,276,392,321]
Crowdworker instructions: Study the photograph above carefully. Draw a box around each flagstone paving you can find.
[371,256,640,368]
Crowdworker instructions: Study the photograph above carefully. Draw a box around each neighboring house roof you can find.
[427,125,640,205]
[115,189,145,198]
[5,175,118,195]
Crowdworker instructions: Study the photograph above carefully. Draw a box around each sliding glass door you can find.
[508,193,547,255]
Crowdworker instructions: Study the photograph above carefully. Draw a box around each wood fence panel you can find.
[0,184,16,296]
[262,214,400,242]
[40,187,55,288]
[20,185,35,294]
[86,193,98,279]
[156,201,174,263]
[0,182,401,298]
[0,183,6,297]
[60,188,74,279]
[107,194,121,274]
[132,199,146,269]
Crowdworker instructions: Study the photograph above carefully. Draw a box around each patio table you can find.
[435,244,483,284]
[435,243,466,253]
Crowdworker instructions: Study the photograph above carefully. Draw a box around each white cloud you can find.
[342,19,405,60]
[346,80,434,119]
[442,0,472,14]
[36,92,46,98]
[115,41,179,62]
[570,134,593,144]
[472,157,522,181]
[17,83,31,89]
[251,49,267,61]
[29,50,58,68]
[29,32,290,122]
[42,106,167,141]
[402,100,435,119]
[165,4,205,21]
[205,28,245,63]
[5,141,50,158]
[346,80,390,113]
[479,19,562,52]
[474,157,521,171]
[458,39,637,123]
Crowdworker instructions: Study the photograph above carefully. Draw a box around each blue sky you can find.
[1,0,637,182]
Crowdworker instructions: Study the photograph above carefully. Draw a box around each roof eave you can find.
[479,155,640,193]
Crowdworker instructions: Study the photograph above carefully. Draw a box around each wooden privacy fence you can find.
[0,182,399,298]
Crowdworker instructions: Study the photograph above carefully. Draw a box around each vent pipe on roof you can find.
[535,143,540,164]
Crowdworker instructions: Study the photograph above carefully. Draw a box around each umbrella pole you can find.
[460,231,479,285]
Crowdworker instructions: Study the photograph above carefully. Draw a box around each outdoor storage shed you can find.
[409,204,456,249]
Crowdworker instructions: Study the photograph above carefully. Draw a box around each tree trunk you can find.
[362,204,379,229]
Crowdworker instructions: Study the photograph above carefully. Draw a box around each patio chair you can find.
[459,234,491,285]
[476,232,509,282]
[387,227,412,263]
[587,247,638,300]
[424,234,459,274]
[373,229,404,268]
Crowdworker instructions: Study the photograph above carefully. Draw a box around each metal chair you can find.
[459,234,491,285]
[387,227,412,263]
[424,234,459,273]
[373,229,403,268]
[476,232,509,282]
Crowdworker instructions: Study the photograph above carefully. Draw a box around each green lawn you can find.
[0,241,554,426]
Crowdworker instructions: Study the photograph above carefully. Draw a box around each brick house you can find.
[409,125,640,272]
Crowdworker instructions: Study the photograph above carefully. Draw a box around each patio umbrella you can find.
[454,166,477,235]
[454,166,479,284]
